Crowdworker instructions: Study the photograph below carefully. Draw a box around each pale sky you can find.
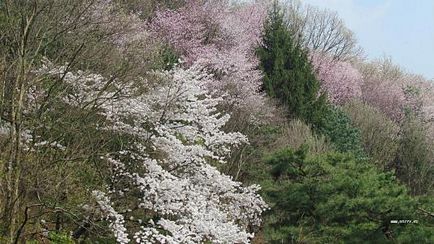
[301,0,434,79]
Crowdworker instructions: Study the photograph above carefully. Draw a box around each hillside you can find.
[0,0,433,243]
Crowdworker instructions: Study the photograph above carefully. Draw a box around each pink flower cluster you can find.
[361,77,406,121]
[150,0,269,118]
[310,52,363,105]
[311,53,434,123]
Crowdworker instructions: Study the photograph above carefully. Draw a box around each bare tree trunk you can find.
[1,5,36,241]
[2,56,25,244]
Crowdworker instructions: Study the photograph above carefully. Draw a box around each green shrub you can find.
[273,119,331,156]
[395,117,434,195]
[48,232,75,244]
[233,119,330,185]
[343,100,400,167]
[317,105,365,157]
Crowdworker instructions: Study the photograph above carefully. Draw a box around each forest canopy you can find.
[0,0,433,243]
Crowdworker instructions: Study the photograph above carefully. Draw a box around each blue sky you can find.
[301,0,434,79]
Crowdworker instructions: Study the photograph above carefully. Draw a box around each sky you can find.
[301,0,434,80]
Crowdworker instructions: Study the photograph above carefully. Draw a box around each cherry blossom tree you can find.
[352,57,434,124]
[310,53,362,104]
[402,74,434,121]
[150,0,269,120]
[36,60,268,243]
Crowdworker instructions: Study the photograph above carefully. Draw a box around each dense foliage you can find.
[318,105,364,156]
[263,147,434,243]
[0,0,433,243]
[343,100,400,167]
[257,2,327,127]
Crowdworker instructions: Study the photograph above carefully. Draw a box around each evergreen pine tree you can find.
[262,147,434,243]
[257,1,327,127]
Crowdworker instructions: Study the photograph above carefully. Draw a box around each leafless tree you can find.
[283,0,363,61]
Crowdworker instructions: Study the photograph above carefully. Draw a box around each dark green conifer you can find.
[257,1,327,127]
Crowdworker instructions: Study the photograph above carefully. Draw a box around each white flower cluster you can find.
[34,58,136,110]
[37,62,267,243]
[93,190,130,244]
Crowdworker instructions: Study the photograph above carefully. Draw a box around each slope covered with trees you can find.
[0,0,433,243]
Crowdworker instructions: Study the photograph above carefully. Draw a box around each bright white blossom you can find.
[37,61,267,243]
[93,190,130,244]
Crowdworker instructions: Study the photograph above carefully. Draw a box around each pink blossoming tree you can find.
[310,53,363,105]
[150,0,269,120]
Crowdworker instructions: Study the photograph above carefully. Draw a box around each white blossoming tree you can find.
[36,60,268,243]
